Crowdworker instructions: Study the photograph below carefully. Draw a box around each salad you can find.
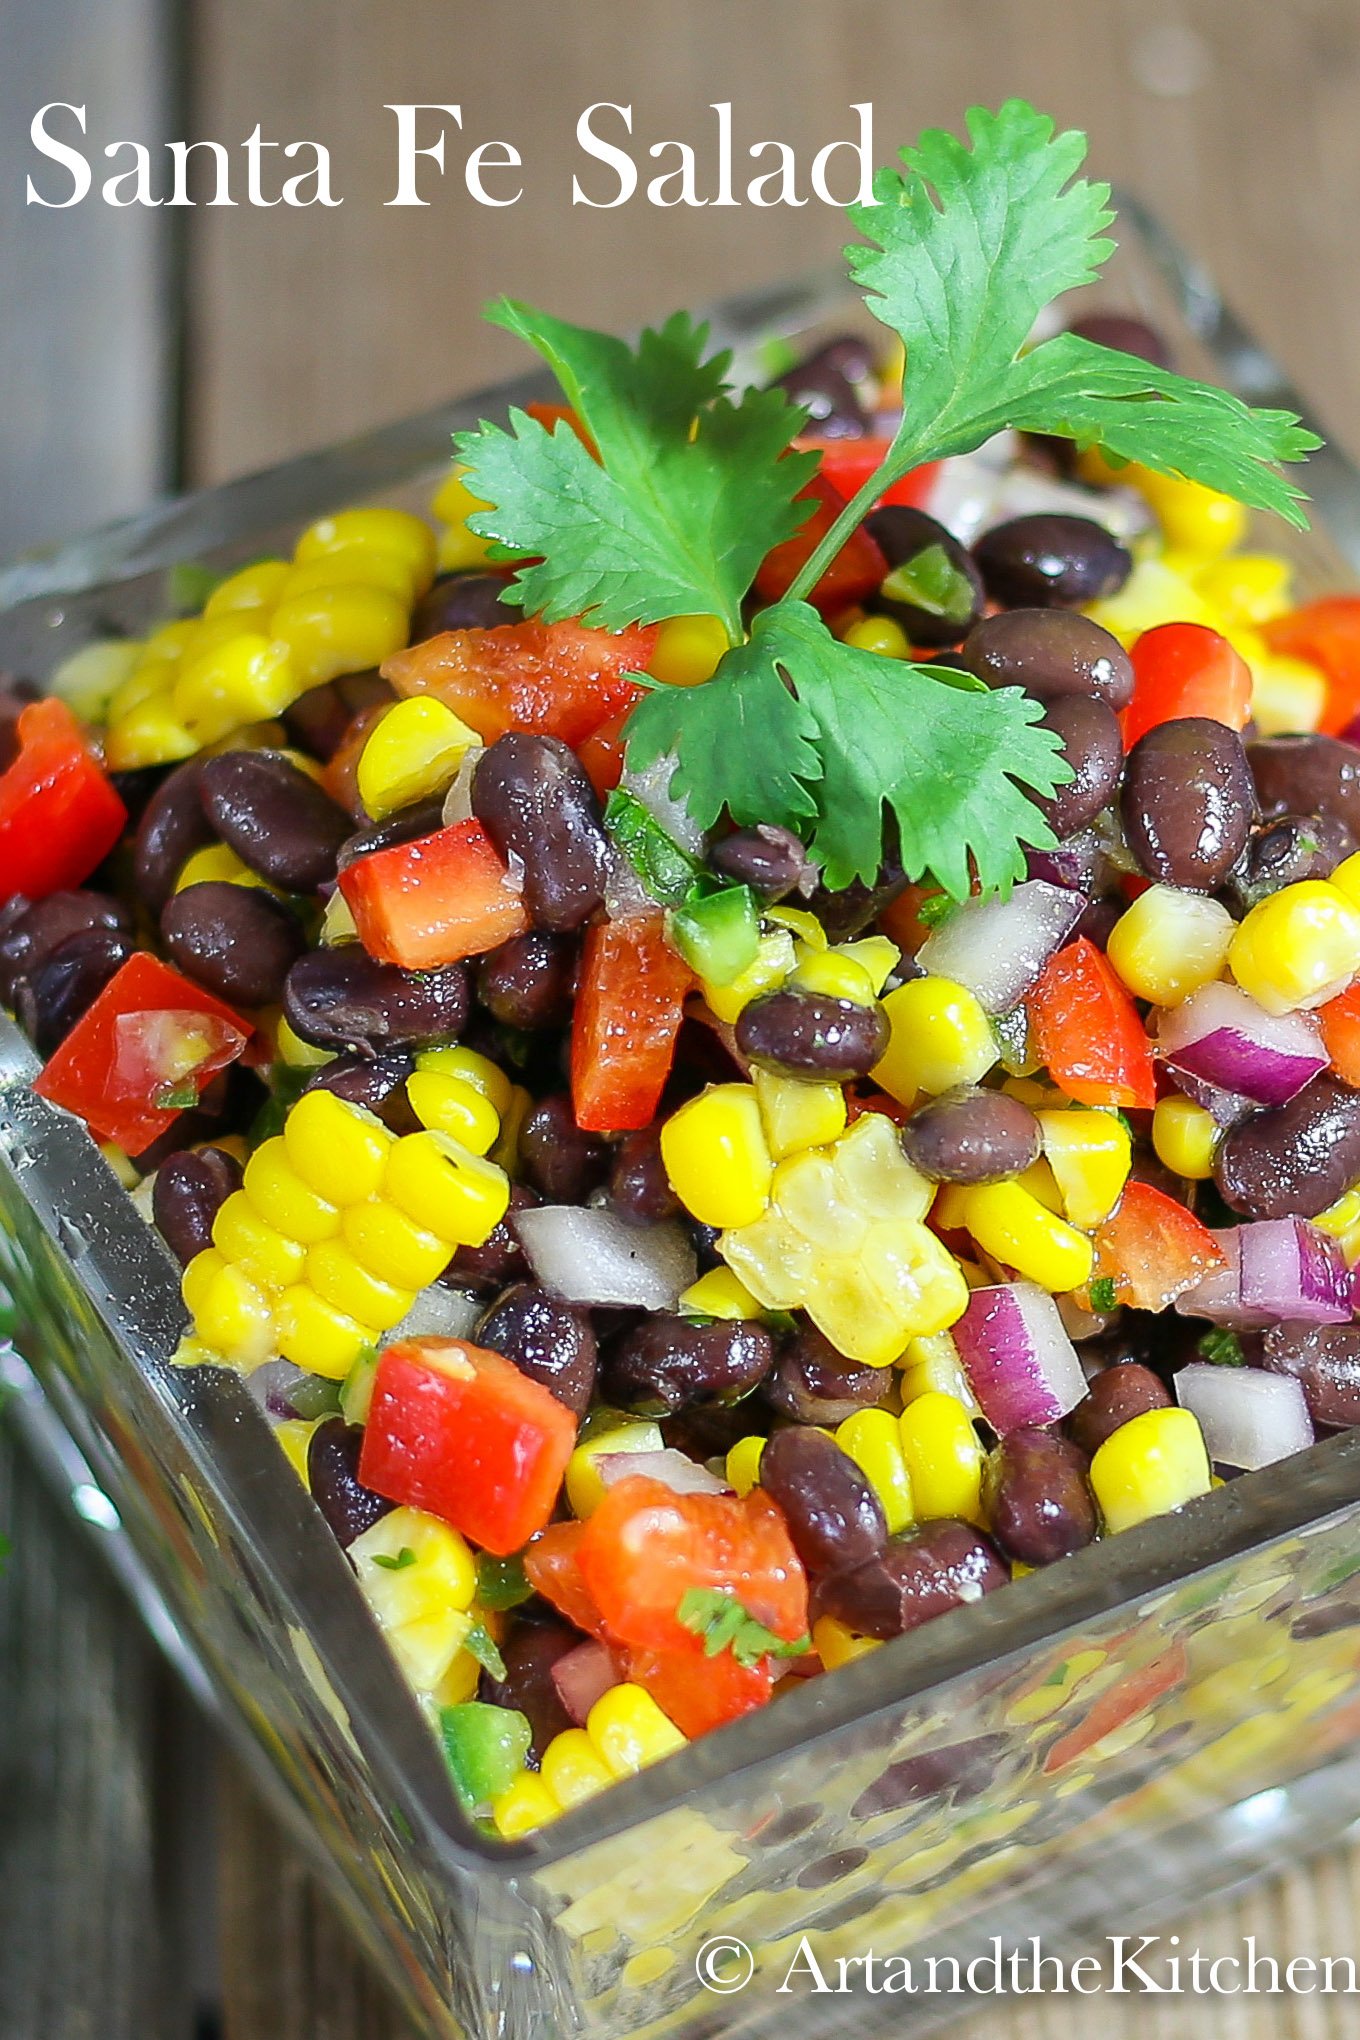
[6,100,1356,1838]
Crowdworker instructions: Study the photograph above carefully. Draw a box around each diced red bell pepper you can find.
[1092,1181,1226,1312]
[1043,1643,1188,1774]
[753,472,888,612]
[1121,622,1252,751]
[359,1338,577,1556]
[798,437,940,515]
[571,914,693,1132]
[523,1521,609,1639]
[1027,938,1157,1111]
[383,618,656,749]
[577,708,630,799]
[323,699,391,818]
[34,951,251,1154]
[1320,981,1360,1089]
[625,1637,775,1738]
[338,818,530,969]
[1263,597,1360,736]
[576,1475,808,1655]
[0,698,126,903]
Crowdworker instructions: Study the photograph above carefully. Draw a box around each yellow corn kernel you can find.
[203,558,291,617]
[898,1391,984,1524]
[277,549,418,606]
[1152,1095,1218,1180]
[384,1131,510,1247]
[492,1773,563,1838]
[1197,553,1292,627]
[724,1433,765,1497]
[1037,1108,1132,1230]
[897,1331,981,1414]
[873,977,997,1102]
[1250,654,1328,737]
[307,1239,414,1332]
[405,1070,500,1154]
[1314,1186,1360,1264]
[274,1283,370,1379]
[540,1728,615,1810]
[752,1067,847,1161]
[275,1013,335,1069]
[53,639,141,721]
[99,1141,139,1189]
[192,1257,275,1370]
[271,585,409,692]
[788,948,878,1003]
[1014,1157,1064,1214]
[836,1408,914,1534]
[766,904,827,950]
[104,695,198,770]
[182,1247,227,1319]
[243,1138,341,1244]
[832,1111,934,1221]
[769,1147,863,1251]
[295,507,437,593]
[661,1085,773,1229]
[647,613,730,687]
[413,1044,515,1117]
[174,842,269,892]
[1085,556,1221,647]
[837,936,900,994]
[284,1089,392,1205]
[351,1505,477,1692]
[356,696,480,819]
[841,614,910,658]
[566,1418,665,1518]
[1327,851,1360,912]
[676,1266,764,1320]
[701,928,795,1025]
[108,660,175,721]
[272,1416,320,1484]
[964,1179,1094,1292]
[1090,1406,1212,1533]
[172,632,298,740]
[813,1616,881,1669]
[342,1198,452,1292]
[1136,470,1248,559]
[1106,886,1236,1006]
[212,1190,306,1292]
[1229,880,1360,1013]
[491,1083,531,1175]
[587,1684,686,1777]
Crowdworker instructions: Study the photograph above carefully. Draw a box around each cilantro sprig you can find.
[455,99,1319,899]
[678,1586,812,1671]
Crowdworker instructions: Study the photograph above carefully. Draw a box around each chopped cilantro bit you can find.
[604,787,702,905]
[463,1618,508,1682]
[371,1546,418,1572]
[678,1586,811,1671]
[1199,1327,1247,1367]
[1087,1276,1120,1313]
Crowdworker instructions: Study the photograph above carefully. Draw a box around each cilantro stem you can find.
[784,441,929,603]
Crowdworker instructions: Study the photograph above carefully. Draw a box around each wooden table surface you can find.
[10,3,1360,2036]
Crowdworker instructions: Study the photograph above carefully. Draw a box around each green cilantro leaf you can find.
[454,303,817,639]
[1199,1327,1247,1367]
[154,1080,201,1113]
[371,1546,418,1572]
[677,1586,811,1672]
[462,1618,508,1683]
[914,891,958,930]
[1087,1276,1120,1313]
[603,786,701,904]
[628,599,1068,895]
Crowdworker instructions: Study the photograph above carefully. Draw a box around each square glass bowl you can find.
[5,204,1360,2040]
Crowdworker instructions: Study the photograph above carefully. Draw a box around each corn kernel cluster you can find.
[349,1503,487,1702]
[491,1683,688,1838]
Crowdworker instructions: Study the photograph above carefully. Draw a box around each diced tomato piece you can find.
[322,698,390,819]
[571,915,693,1132]
[1027,938,1156,1110]
[1320,981,1360,1088]
[383,618,656,749]
[1263,597,1360,736]
[34,952,251,1154]
[359,1339,576,1557]
[1121,622,1252,750]
[523,1522,608,1639]
[1043,1644,1188,1774]
[799,438,940,515]
[625,1637,775,1738]
[0,699,126,902]
[753,472,887,612]
[1092,1181,1226,1311]
[576,1475,808,1655]
[577,707,630,798]
[338,818,529,969]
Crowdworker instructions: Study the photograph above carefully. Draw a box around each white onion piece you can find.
[514,1206,697,1309]
[1158,983,1327,1108]
[924,434,1020,545]
[953,1282,1088,1432]
[1175,1232,1253,1326]
[1175,1362,1314,1470]
[618,752,706,854]
[388,1284,483,1344]
[975,469,1155,546]
[246,1358,311,1417]
[440,748,483,827]
[603,846,657,922]
[917,882,1084,1015]
[551,1641,619,1726]
[595,1449,731,1497]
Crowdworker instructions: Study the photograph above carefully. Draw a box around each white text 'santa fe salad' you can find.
[14,101,1360,1834]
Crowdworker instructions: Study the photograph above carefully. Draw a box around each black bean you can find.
[161,881,305,1008]
[1262,1323,1360,1428]
[1216,1073,1360,1220]
[961,609,1134,710]
[1066,312,1172,367]
[307,1419,393,1548]
[864,506,985,647]
[471,734,609,933]
[445,1183,538,1293]
[282,671,395,763]
[198,749,353,892]
[0,889,131,1005]
[759,1426,886,1575]
[816,1520,1009,1641]
[410,572,518,642]
[477,932,576,1031]
[1121,717,1254,891]
[481,1616,577,1759]
[302,1051,418,1133]
[477,1283,596,1414]
[1251,813,1353,890]
[133,758,215,914]
[805,861,908,942]
[151,1144,243,1266]
[517,1091,610,1204]
[763,1326,891,1425]
[18,929,134,1056]
[604,1315,774,1415]
[282,947,467,1050]
[1066,1362,1172,1455]
[735,989,888,1082]
[336,798,447,871]
[983,1427,1096,1566]
[609,1124,681,1227]
[710,825,813,902]
[900,1087,1040,1184]
[1249,734,1360,840]
[1031,695,1123,838]
[772,347,869,438]
[973,515,1131,609]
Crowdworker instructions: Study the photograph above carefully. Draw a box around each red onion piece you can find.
[1174,1361,1314,1470]
[1157,983,1327,1109]
[1176,1221,1355,1329]
[551,1641,619,1726]
[1024,830,1099,894]
[916,881,1085,1015]
[953,1281,1088,1432]
[594,1449,731,1497]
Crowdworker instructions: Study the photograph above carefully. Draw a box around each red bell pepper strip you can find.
[338,818,530,970]
[1320,980,1360,1089]
[570,914,692,1132]
[34,951,251,1154]
[798,438,941,515]
[0,699,126,903]
[577,708,630,799]
[753,472,888,612]
[1092,1181,1226,1312]
[624,1637,775,1738]
[382,618,656,749]
[1026,938,1157,1111]
[1043,1643,1189,1774]
[1121,622,1252,750]
[1263,597,1360,736]
[358,1338,577,1557]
